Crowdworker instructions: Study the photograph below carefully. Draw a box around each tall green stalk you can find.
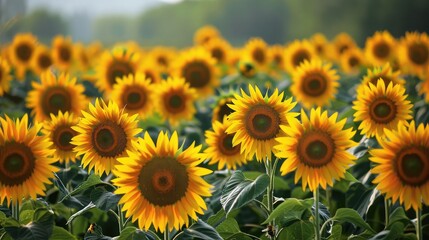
[384,198,390,228]
[11,201,19,221]
[314,187,320,240]
[416,208,423,240]
[264,157,279,239]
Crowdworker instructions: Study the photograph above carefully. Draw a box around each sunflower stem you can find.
[11,201,19,221]
[65,162,74,234]
[264,157,278,239]
[416,208,423,240]
[314,187,320,240]
[164,226,169,240]
[384,198,390,228]
[118,204,124,233]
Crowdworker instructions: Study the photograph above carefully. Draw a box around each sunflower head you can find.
[238,59,257,78]
[370,121,429,211]
[310,33,329,58]
[110,73,155,119]
[212,96,236,123]
[52,35,74,71]
[154,77,197,127]
[0,114,58,205]
[71,98,142,175]
[284,40,316,73]
[243,38,270,69]
[330,32,357,61]
[148,47,176,70]
[113,131,212,232]
[9,33,38,79]
[0,57,12,96]
[96,46,140,92]
[398,32,429,77]
[357,62,405,93]
[171,47,219,97]
[137,60,162,84]
[340,47,366,74]
[194,25,221,45]
[205,117,250,170]
[364,31,397,66]
[291,59,339,109]
[203,37,231,64]
[42,111,79,164]
[226,84,298,161]
[269,45,285,70]
[275,108,357,191]
[31,45,53,75]
[26,71,88,122]
[353,79,413,138]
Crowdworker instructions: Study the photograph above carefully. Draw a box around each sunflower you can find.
[269,45,285,70]
[0,114,58,205]
[357,62,405,93]
[154,77,197,127]
[340,47,366,74]
[284,40,316,74]
[205,118,250,170]
[74,42,92,72]
[203,37,231,65]
[212,96,235,123]
[364,31,397,67]
[113,131,212,232]
[71,98,142,175]
[96,46,140,92]
[238,59,257,79]
[52,35,74,71]
[226,85,298,161]
[171,47,219,97]
[26,71,88,122]
[194,25,221,45]
[397,32,429,77]
[148,47,176,71]
[137,60,162,84]
[0,57,12,96]
[291,59,339,108]
[353,79,413,138]
[42,111,79,164]
[330,32,357,61]
[110,73,155,119]
[31,45,53,75]
[8,33,38,80]
[275,108,357,191]
[370,121,429,211]
[310,33,329,59]
[243,38,270,69]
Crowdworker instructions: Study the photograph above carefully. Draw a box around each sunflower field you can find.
[1,23,429,240]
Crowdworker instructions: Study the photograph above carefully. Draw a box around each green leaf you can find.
[220,171,269,215]
[278,220,314,240]
[332,208,376,234]
[207,209,226,227]
[327,224,342,240]
[344,171,359,183]
[346,183,380,216]
[243,171,289,190]
[66,202,96,225]
[19,210,34,225]
[61,175,114,202]
[224,232,253,240]
[49,226,77,240]
[368,222,405,240]
[215,217,240,239]
[117,226,157,240]
[4,208,55,240]
[387,207,410,229]
[262,198,313,225]
[175,219,222,240]
[90,188,121,211]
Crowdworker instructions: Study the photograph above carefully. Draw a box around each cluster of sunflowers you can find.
[0,25,429,239]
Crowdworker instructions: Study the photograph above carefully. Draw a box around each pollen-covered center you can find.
[408,42,429,65]
[373,42,390,59]
[212,48,225,62]
[182,61,211,88]
[0,142,36,186]
[301,73,328,97]
[122,87,147,110]
[298,131,335,168]
[245,104,280,140]
[369,97,397,124]
[165,93,185,114]
[108,61,134,86]
[53,125,77,151]
[396,147,429,186]
[138,156,189,206]
[348,56,360,68]
[59,46,71,62]
[92,120,127,157]
[218,133,240,156]
[292,50,310,68]
[16,43,33,62]
[38,54,53,69]
[42,87,72,117]
[252,48,266,64]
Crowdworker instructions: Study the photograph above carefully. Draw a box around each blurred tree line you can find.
[1,0,429,47]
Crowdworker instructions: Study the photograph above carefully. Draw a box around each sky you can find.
[26,0,183,17]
